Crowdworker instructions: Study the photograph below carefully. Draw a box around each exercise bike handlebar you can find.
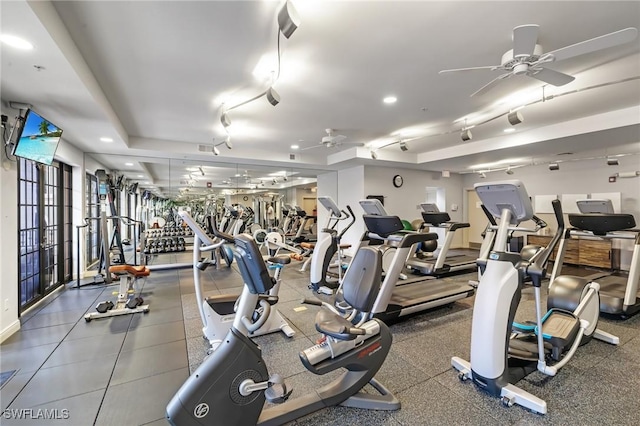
[241,299,271,333]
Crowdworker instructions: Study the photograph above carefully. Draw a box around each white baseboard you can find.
[0,319,21,343]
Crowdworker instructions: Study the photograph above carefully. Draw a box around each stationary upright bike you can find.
[167,230,399,425]
[179,211,294,354]
[452,180,619,415]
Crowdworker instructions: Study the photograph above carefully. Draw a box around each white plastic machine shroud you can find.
[469,259,521,379]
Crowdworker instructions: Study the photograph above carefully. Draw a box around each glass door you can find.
[18,159,72,311]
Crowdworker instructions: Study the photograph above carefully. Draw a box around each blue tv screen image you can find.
[13,110,63,165]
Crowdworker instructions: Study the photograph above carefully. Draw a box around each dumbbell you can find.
[96,300,114,313]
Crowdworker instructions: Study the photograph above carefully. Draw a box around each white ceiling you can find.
[1,1,639,188]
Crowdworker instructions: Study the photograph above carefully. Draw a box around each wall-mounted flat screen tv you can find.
[13,109,63,166]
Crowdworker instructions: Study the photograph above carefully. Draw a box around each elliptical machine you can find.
[179,211,294,354]
[167,230,399,425]
[452,180,619,414]
[308,197,355,294]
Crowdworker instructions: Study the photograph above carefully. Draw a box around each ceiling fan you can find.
[300,128,364,150]
[439,25,638,97]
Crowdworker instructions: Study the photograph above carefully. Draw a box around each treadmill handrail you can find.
[367,230,437,248]
[566,228,640,240]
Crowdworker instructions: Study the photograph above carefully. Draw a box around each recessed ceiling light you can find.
[100,137,113,142]
[383,96,397,104]
[503,128,516,133]
[290,144,299,150]
[0,34,34,50]
[125,162,134,166]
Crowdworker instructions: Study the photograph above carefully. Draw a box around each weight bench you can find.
[84,265,151,322]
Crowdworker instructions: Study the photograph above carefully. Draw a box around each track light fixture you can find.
[198,166,205,176]
[266,87,280,106]
[505,166,514,175]
[607,158,619,166]
[480,172,487,179]
[213,146,220,156]
[220,112,231,128]
[549,163,559,171]
[461,129,472,142]
[278,1,300,39]
[223,135,233,149]
[370,150,378,160]
[507,111,524,126]
[399,141,408,151]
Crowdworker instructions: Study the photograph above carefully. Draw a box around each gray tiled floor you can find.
[1,256,639,426]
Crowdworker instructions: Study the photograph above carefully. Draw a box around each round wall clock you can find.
[393,174,404,188]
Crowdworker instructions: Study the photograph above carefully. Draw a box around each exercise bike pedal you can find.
[264,380,293,404]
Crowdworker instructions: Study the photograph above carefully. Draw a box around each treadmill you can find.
[359,199,475,322]
[405,203,478,276]
[549,199,640,318]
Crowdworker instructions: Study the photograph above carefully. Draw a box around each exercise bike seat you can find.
[315,308,366,341]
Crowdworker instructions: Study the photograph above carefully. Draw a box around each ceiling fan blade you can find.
[299,144,324,151]
[513,24,540,58]
[470,73,512,97]
[529,67,575,86]
[332,135,347,144]
[546,27,638,62]
[439,65,501,74]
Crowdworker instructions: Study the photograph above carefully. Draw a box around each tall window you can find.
[18,159,72,310]
[18,159,41,307]
[85,173,100,267]
[62,165,72,282]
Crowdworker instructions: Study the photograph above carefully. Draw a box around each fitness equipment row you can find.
[167,225,398,425]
